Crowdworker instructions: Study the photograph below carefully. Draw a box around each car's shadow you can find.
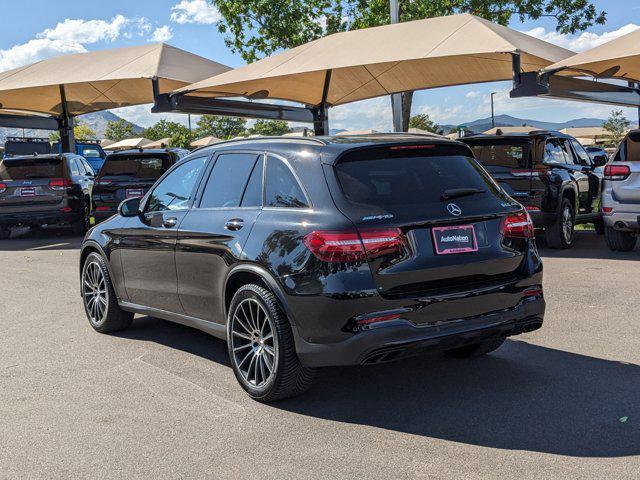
[0,227,82,251]
[537,230,639,260]
[119,316,640,458]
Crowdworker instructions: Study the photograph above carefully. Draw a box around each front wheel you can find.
[604,226,637,252]
[81,252,133,333]
[227,284,314,402]
[545,198,574,249]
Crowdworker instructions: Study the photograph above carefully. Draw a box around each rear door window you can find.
[264,156,309,208]
[240,156,264,207]
[100,154,168,180]
[199,153,259,208]
[0,157,63,180]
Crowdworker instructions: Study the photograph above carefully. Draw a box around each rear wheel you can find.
[545,198,574,249]
[594,220,605,235]
[604,226,637,252]
[81,252,133,333]
[72,198,90,236]
[443,337,505,358]
[227,284,314,402]
[0,226,10,240]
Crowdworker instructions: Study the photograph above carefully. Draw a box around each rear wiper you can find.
[441,188,485,201]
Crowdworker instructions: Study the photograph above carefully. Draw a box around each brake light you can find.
[604,164,630,181]
[511,168,547,177]
[524,205,540,212]
[389,145,436,150]
[95,206,111,211]
[501,211,534,239]
[0,182,6,193]
[60,207,73,213]
[49,178,72,190]
[602,207,613,215]
[303,228,405,262]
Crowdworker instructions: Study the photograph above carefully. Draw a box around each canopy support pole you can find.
[58,85,75,153]
[313,69,332,136]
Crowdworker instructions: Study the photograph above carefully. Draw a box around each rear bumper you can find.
[603,211,640,231]
[295,295,545,367]
[0,209,79,227]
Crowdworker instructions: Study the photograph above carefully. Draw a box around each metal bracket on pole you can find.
[58,85,75,153]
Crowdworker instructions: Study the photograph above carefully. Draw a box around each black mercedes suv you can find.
[463,131,604,248]
[92,148,188,223]
[79,135,545,401]
[0,153,94,238]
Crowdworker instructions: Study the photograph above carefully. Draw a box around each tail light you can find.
[49,178,72,190]
[501,210,534,239]
[0,182,6,193]
[511,168,548,177]
[60,207,73,213]
[604,164,630,181]
[303,228,405,262]
[524,205,540,212]
[602,207,613,215]
[94,206,111,211]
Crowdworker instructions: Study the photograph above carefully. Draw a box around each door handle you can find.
[163,217,178,228]
[225,218,244,231]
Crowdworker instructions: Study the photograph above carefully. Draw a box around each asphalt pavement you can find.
[1,228,638,479]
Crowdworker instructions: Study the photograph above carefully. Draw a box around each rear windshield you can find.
[99,154,167,179]
[0,158,63,180]
[335,146,499,211]
[465,139,531,169]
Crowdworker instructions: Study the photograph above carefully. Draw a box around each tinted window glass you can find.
[544,140,566,164]
[80,158,94,175]
[100,154,168,180]
[570,140,592,166]
[560,140,575,164]
[466,140,531,169]
[69,158,81,175]
[82,148,102,159]
[146,157,207,212]
[199,154,258,208]
[335,146,499,212]
[0,157,63,180]
[241,156,264,207]
[265,156,308,208]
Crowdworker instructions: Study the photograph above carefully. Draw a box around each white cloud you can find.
[170,0,221,25]
[524,23,640,53]
[331,97,392,132]
[465,91,481,99]
[37,15,129,44]
[150,25,173,43]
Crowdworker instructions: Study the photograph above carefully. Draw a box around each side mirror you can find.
[118,197,141,217]
[593,155,607,167]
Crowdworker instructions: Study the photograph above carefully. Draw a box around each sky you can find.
[0,0,639,132]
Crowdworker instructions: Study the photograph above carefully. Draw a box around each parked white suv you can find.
[602,130,640,251]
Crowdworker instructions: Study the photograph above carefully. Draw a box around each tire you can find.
[0,226,10,240]
[594,220,605,235]
[227,283,314,402]
[72,197,90,236]
[545,198,575,249]
[604,226,637,252]
[443,337,505,358]
[81,252,133,333]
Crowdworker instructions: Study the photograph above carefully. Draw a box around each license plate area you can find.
[20,187,37,197]
[432,224,478,255]
[126,188,144,198]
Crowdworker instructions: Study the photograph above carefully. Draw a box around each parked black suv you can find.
[79,135,545,401]
[0,153,94,238]
[92,148,188,223]
[463,131,604,248]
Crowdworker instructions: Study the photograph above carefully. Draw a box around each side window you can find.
[240,155,264,207]
[570,139,592,166]
[560,140,575,164]
[146,157,207,213]
[81,159,95,175]
[543,140,566,164]
[199,153,259,208]
[265,155,309,208]
[69,158,81,175]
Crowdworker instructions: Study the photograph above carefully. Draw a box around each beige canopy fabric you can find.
[103,137,152,151]
[545,28,640,81]
[0,43,229,116]
[143,137,172,149]
[178,13,573,107]
[483,125,538,134]
[190,135,223,147]
[559,127,611,138]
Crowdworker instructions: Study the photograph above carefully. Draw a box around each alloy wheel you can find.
[230,298,277,388]
[562,206,573,244]
[82,261,108,324]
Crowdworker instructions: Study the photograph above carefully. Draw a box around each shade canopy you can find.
[177,13,573,107]
[190,135,223,147]
[483,125,538,134]
[103,137,152,150]
[0,43,229,117]
[545,28,640,82]
[143,137,172,149]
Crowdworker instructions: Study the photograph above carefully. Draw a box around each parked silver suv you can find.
[602,130,640,251]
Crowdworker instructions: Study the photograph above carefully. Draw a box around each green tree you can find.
[142,120,193,149]
[195,115,247,139]
[211,0,606,130]
[408,113,439,133]
[49,121,97,142]
[602,110,630,147]
[104,119,136,142]
[248,119,291,136]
